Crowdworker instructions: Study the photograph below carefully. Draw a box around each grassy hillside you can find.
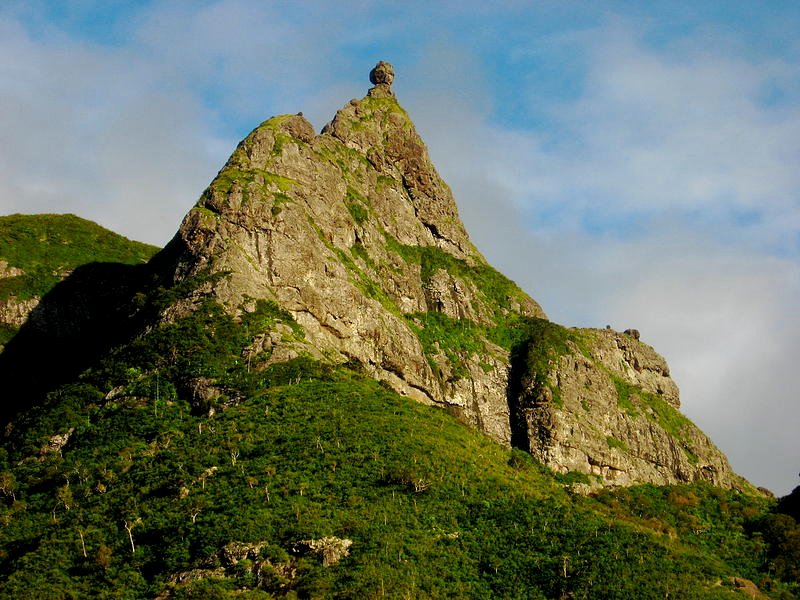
[0,213,159,300]
[0,213,158,296]
[0,214,159,347]
[1,281,797,599]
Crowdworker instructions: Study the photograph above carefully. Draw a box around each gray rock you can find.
[163,64,748,490]
[369,60,394,86]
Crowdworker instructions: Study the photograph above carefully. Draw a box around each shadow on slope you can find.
[0,240,184,424]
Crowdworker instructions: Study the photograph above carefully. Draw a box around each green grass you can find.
[384,234,543,381]
[0,292,796,598]
[0,214,158,302]
[406,312,484,380]
[210,167,296,197]
[385,237,529,324]
[611,375,695,441]
[613,375,640,418]
[607,436,630,452]
[345,201,368,225]
[345,186,370,225]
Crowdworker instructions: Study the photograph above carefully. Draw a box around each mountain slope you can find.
[0,213,158,348]
[0,300,791,597]
[2,62,796,597]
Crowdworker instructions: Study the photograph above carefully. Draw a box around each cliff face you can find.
[511,324,739,487]
[170,67,544,445]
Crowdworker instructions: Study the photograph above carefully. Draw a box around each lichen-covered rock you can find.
[513,325,743,487]
[168,63,544,444]
[295,537,353,567]
[0,296,38,329]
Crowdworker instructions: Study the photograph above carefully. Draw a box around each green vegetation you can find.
[209,167,296,198]
[613,375,640,418]
[406,312,483,379]
[345,187,369,225]
[607,436,630,452]
[0,287,797,598]
[358,94,414,132]
[510,318,586,409]
[309,218,399,316]
[384,234,547,384]
[612,374,696,447]
[0,323,18,348]
[386,237,530,327]
[0,214,158,301]
[312,137,372,183]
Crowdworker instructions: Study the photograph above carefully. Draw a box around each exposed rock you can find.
[588,329,679,408]
[39,428,75,456]
[220,541,265,567]
[0,260,38,335]
[0,260,23,278]
[369,60,394,86]
[0,296,38,329]
[757,486,775,498]
[731,577,769,598]
[295,536,353,566]
[182,376,228,414]
[515,326,742,487]
[167,567,226,586]
[623,328,640,340]
[162,62,746,489]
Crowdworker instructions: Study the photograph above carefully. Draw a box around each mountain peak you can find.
[159,65,740,489]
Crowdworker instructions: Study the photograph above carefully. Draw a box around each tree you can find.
[0,471,15,502]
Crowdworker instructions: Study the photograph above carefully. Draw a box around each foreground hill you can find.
[0,301,797,597]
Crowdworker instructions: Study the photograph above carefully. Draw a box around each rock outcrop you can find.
[0,261,38,348]
[160,62,741,488]
[169,62,544,445]
[512,324,741,487]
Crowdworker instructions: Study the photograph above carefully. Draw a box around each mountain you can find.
[163,60,738,489]
[1,62,798,598]
[0,213,158,349]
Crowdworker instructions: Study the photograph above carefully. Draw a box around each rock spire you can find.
[369,60,394,86]
[165,62,744,490]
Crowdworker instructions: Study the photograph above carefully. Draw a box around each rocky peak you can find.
[369,60,395,90]
[171,62,543,443]
[321,62,473,259]
[164,62,744,490]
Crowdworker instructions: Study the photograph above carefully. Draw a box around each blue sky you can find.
[1,1,799,494]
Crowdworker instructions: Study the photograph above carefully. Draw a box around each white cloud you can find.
[0,14,225,245]
[404,24,800,494]
[531,22,800,251]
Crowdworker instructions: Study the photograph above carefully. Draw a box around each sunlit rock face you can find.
[167,62,743,489]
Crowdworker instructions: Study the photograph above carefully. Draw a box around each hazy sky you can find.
[1,1,798,494]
